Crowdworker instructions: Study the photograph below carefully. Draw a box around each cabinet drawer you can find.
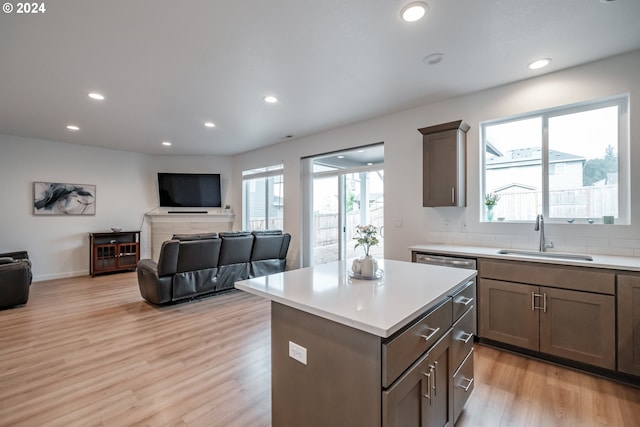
[451,279,476,323]
[478,258,615,295]
[453,348,474,423]
[452,307,475,370]
[382,298,452,388]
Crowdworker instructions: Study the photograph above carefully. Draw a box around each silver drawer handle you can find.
[419,327,441,341]
[455,296,474,306]
[458,332,474,344]
[458,377,474,392]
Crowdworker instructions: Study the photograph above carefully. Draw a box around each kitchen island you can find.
[235,259,477,427]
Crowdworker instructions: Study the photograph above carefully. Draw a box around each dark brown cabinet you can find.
[418,120,469,207]
[383,331,453,427]
[478,259,616,370]
[618,274,640,376]
[89,231,140,276]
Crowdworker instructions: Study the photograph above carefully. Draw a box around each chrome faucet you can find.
[535,214,554,252]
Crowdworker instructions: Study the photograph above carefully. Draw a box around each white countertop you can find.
[234,259,476,338]
[409,244,640,272]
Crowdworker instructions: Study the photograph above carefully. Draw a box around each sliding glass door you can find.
[306,144,384,266]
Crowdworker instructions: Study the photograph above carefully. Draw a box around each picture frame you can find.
[33,182,96,215]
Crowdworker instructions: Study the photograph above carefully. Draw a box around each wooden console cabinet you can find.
[89,231,140,277]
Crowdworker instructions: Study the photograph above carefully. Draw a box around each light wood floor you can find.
[1,273,638,427]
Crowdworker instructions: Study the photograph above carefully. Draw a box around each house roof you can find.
[486,148,585,169]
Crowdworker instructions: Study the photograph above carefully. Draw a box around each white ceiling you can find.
[1,0,639,156]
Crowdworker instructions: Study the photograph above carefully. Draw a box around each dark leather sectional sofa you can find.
[0,251,32,309]
[136,230,291,305]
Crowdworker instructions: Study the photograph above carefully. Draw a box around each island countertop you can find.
[234,259,476,338]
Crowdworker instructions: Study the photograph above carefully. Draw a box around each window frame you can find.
[481,94,629,224]
[242,164,284,231]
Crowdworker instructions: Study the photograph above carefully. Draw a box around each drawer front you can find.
[382,298,452,388]
[451,279,476,323]
[451,307,475,370]
[453,348,474,423]
[478,258,615,295]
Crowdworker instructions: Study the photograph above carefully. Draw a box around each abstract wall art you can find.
[33,182,96,215]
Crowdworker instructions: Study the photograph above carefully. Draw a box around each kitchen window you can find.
[481,95,629,224]
[242,164,284,230]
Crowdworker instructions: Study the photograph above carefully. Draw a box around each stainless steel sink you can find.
[497,249,593,261]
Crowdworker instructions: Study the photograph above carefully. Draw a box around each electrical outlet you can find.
[289,341,307,365]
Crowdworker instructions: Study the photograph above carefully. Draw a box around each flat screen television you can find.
[157,173,222,207]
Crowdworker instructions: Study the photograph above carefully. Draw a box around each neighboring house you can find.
[486,147,586,193]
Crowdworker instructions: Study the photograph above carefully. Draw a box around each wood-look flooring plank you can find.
[1,273,638,426]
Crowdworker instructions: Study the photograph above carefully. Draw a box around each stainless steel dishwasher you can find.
[413,253,477,270]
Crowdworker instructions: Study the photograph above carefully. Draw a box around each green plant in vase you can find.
[353,224,380,277]
[485,192,500,222]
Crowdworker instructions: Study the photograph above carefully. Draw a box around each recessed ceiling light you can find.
[401,2,428,22]
[423,53,444,65]
[528,58,551,70]
[88,92,105,100]
[162,141,172,146]
[66,125,80,131]
[337,155,345,159]
[367,162,373,166]
[204,121,215,128]
[264,95,278,103]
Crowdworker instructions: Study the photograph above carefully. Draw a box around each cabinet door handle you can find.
[419,327,441,341]
[455,296,474,306]
[531,292,548,312]
[458,331,474,344]
[532,292,545,311]
[432,362,438,396]
[458,377,474,392]
[451,187,455,204]
[422,370,432,402]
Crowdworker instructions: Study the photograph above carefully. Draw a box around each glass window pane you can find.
[548,106,618,220]
[484,117,542,221]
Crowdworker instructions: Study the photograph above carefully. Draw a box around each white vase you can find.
[360,255,377,277]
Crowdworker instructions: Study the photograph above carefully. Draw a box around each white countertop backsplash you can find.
[235,259,476,338]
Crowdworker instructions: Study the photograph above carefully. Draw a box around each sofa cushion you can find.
[219,233,254,265]
[176,239,222,273]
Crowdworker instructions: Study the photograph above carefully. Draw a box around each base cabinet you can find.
[618,274,640,376]
[478,258,616,370]
[383,331,452,427]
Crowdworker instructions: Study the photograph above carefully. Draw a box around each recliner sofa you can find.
[137,231,290,305]
[0,251,32,309]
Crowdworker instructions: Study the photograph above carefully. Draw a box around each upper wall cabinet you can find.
[419,120,470,207]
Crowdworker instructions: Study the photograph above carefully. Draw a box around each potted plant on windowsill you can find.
[485,192,500,222]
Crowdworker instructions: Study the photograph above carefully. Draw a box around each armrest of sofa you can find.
[136,259,172,304]
[0,259,31,308]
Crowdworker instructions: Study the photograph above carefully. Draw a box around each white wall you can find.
[232,50,640,266]
[0,138,236,281]
[0,136,156,280]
